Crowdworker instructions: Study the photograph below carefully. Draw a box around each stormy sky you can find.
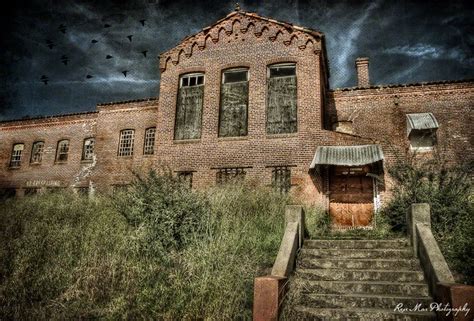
[0,0,473,121]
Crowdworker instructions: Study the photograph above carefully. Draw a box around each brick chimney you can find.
[355,57,370,88]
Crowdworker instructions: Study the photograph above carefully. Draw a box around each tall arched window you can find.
[9,143,24,167]
[56,140,70,162]
[30,141,45,164]
[266,63,297,134]
[174,73,204,140]
[143,127,156,155]
[219,68,249,137]
[118,129,135,156]
[82,138,95,160]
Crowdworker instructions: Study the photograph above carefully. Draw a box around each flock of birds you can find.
[40,19,149,85]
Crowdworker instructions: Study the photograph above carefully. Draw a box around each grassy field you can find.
[0,172,290,320]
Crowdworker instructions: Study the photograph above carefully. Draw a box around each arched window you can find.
[56,140,70,162]
[30,141,45,164]
[174,73,204,140]
[143,127,156,155]
[266,63,297,134]
[82,138,95,160]
[9,143,24,167]
[118,129,135,156]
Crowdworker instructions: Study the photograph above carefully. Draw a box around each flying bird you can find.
[106,55,113,59]
[61,55,69,65]
[45,40,54,49]
[91,39,98,44]
[104,24,111,28]
[141,50,148,57]
[139,19,146,26]
[127,35,133,42]
[86,75,93,79]
[58,24,67,33]
[40,75,49,85]
[122,70,129,77]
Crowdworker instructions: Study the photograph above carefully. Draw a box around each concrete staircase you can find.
[282,239,436,320]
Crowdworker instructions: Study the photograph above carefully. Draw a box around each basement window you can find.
[271,166,292,194]
[30,141,45,164]
[177,171,193,188]
[267,63,297,134]
[175,73,204,140]
[216,167,247,185]
[118,129,135,156]
[9,143,24,168]
[219,68,249,137]
[56,140,70,162]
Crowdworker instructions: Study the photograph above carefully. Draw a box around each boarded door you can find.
[329,166,374,227]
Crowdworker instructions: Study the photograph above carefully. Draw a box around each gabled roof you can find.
[159,9,325,73]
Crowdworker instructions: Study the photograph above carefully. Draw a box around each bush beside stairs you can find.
[281,238,436,320]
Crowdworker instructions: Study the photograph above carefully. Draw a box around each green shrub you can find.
[383,158,473,284]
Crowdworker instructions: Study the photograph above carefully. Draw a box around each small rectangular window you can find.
[271,166,291,194]
[56,140,70,162]
[410,130,437,150]
[10,143,24,167]
[143,127,156,155]
[177,171,193,188]
[118,130,135,156]
[223,70,248,83]
[30,141,45,164]
[216,167,247,185]
[269,65,296,78]
[82,138,95,160]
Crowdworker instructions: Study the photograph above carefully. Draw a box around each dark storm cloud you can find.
[0,0,473,120]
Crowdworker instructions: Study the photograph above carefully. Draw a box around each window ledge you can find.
[117,156,134,159]
[30,162,42,166]
[8,166,21,170]
[266,132,299,139]
[410,147,435,153]
[81,160,94,164]
[173,139,201,144]
[218,136,249,142]
[143,154,154,157]
[55,161,68,165]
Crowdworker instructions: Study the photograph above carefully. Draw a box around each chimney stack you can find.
[355,57,370,88]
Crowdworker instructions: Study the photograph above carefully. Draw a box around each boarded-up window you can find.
[267,64,297,134]
[271,166,291,194]
[219,69,248,137]
[175,73,204,140]
[216,167,247,185]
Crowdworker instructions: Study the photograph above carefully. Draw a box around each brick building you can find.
[1,9,473,228]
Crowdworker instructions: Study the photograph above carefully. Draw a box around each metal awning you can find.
[310,145,384,168]
[406,113,439,137]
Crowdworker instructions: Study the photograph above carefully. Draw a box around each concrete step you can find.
[305,239,410,249]
[298,257,421,270]
[296,268,425,282]
[300,248,413,259]
[297,293,433,310]
[294,279,430,296]
[291,306,436,321]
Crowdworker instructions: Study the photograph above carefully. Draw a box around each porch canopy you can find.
[310,144,384,168]
[406,113,439,137]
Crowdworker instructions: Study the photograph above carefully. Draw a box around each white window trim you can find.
[180,73,205,88]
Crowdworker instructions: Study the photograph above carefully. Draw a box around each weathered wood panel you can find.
[266,76,297,134]
[329,202,374,227]
[219,82,248,137]
[174,86,203,140]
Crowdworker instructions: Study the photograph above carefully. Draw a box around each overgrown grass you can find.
[382,158,473,284]
[0,171,289,320]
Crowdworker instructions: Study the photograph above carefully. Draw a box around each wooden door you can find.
[329,166,374,227]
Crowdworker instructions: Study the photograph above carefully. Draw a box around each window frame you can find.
[30,141,45,164]
[409,129,437,151]
[180,73,205,88]
[143,127,156,155]
[9,143,25,168]
[177,171,194,188]
[82,137,95,161]
[55,139,70,163]
[117,129,135,157]
[270,166,292,194]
